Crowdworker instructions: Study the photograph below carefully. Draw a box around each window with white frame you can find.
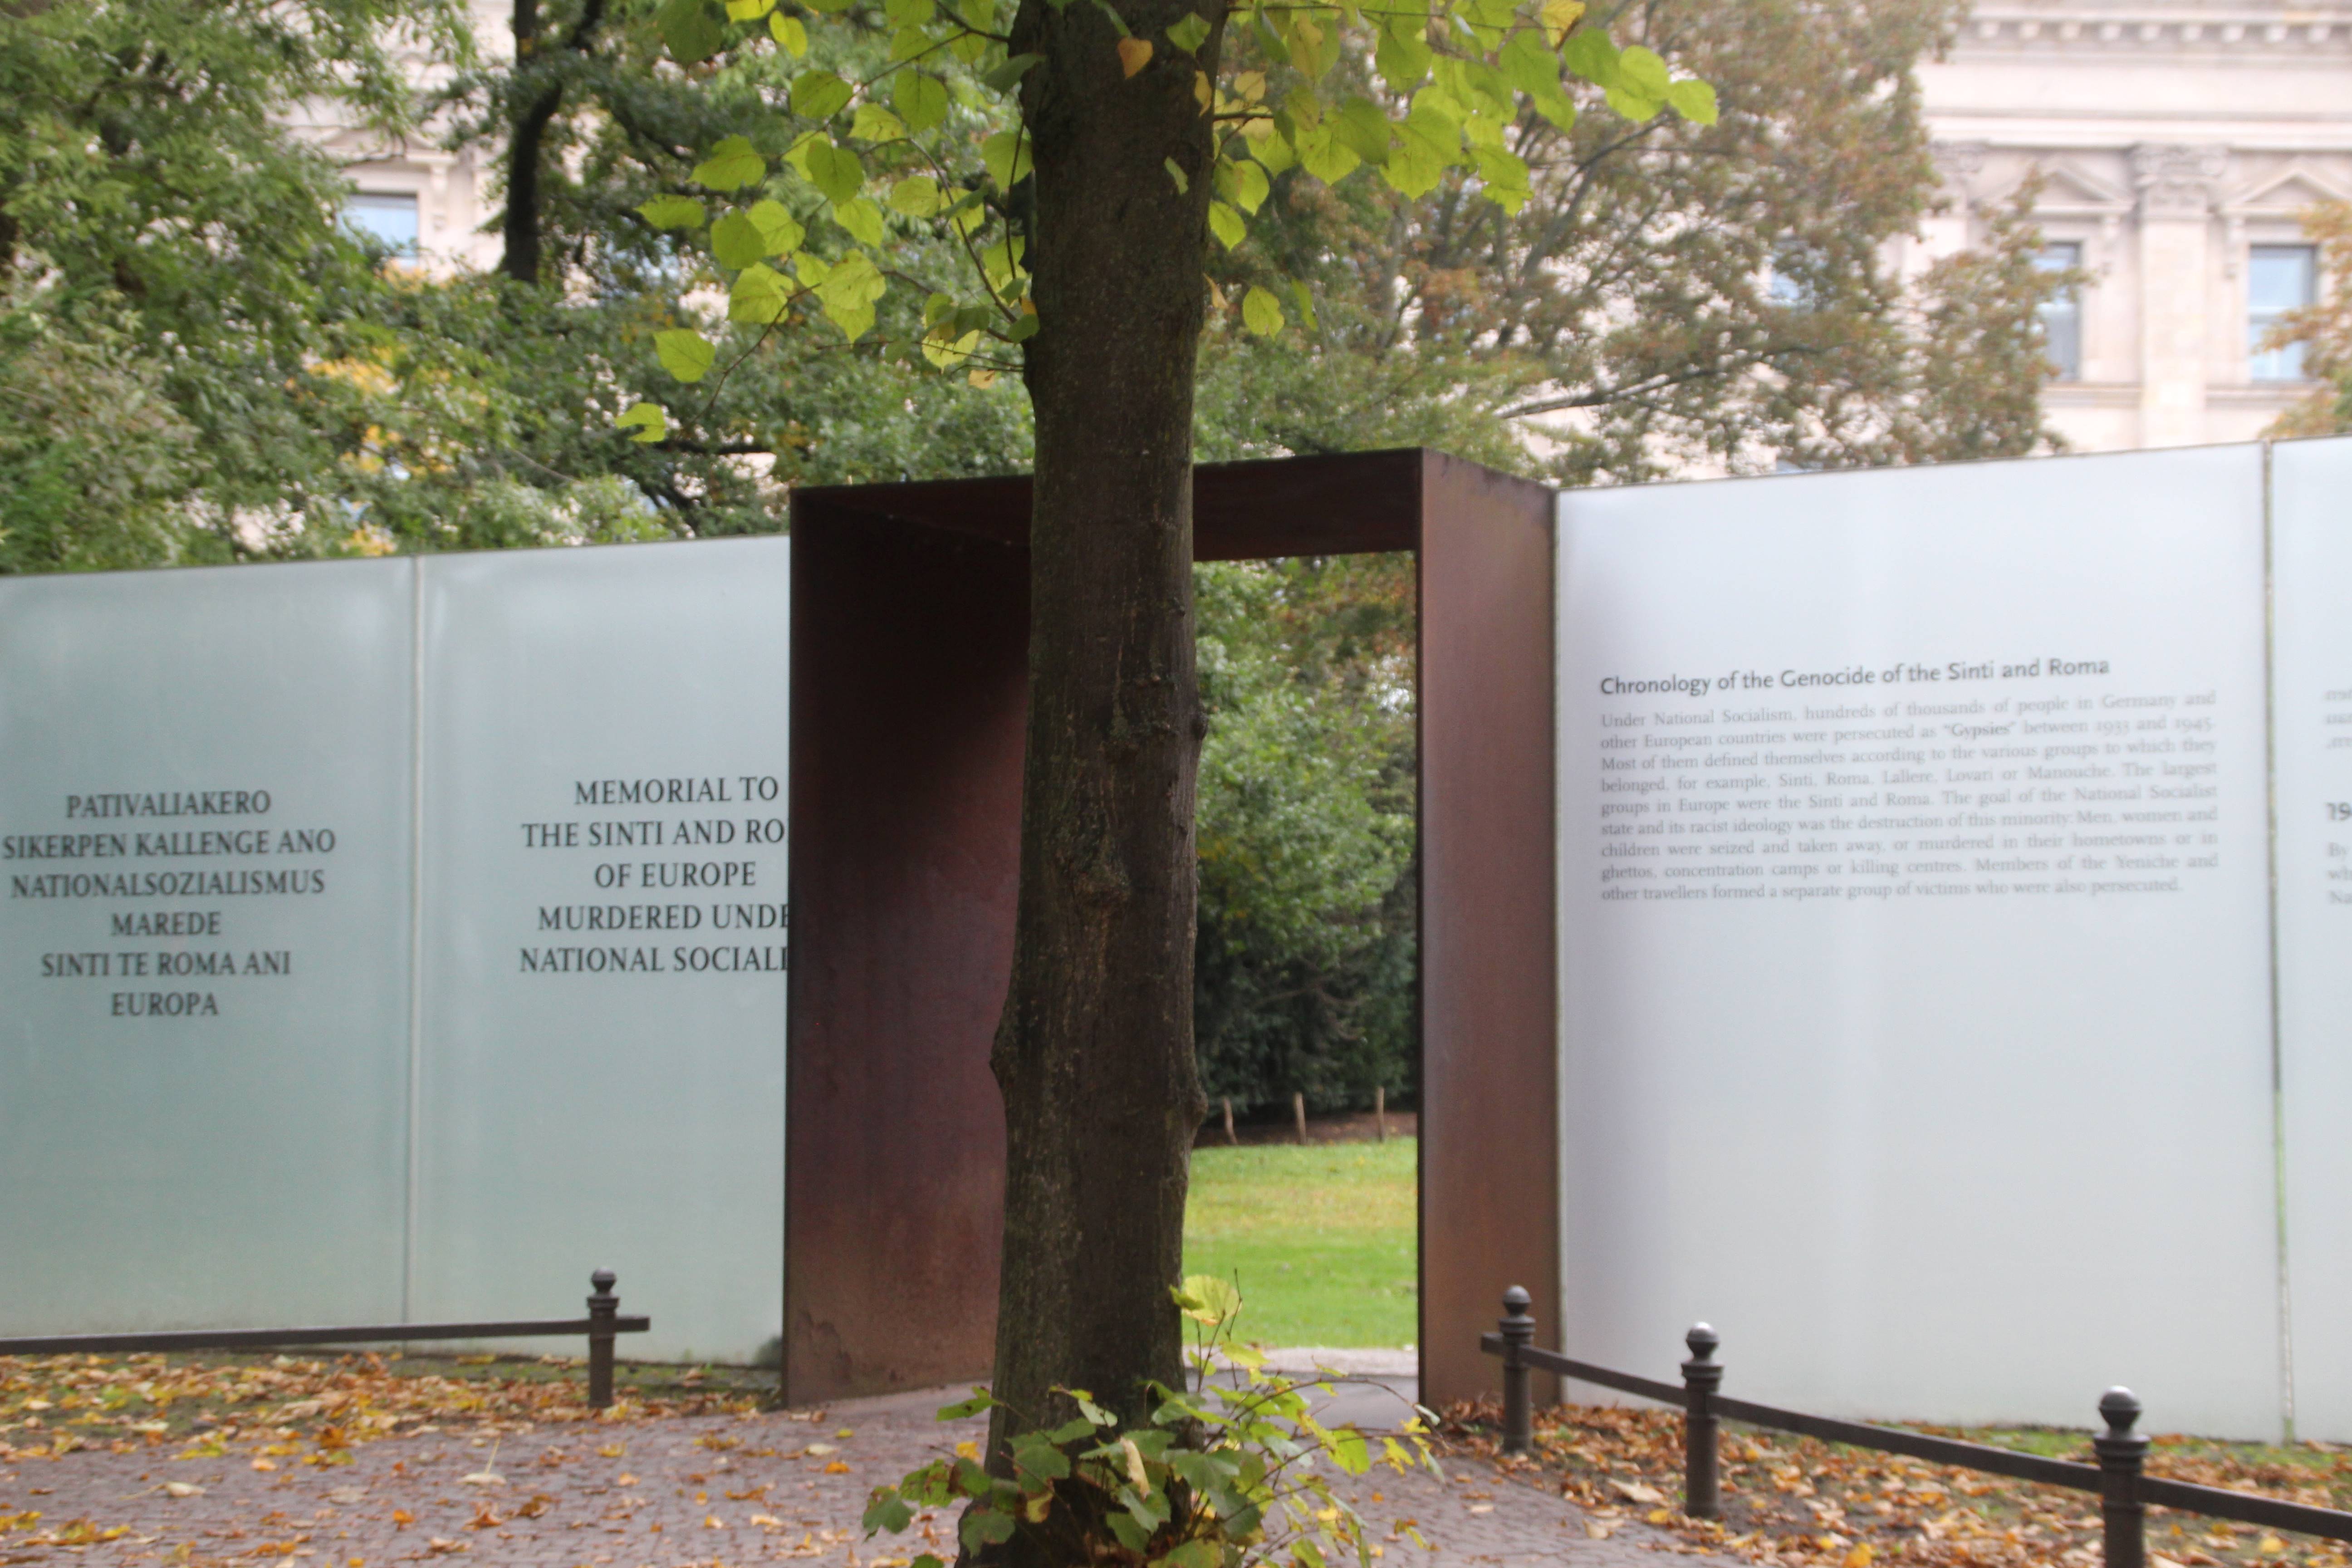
[343,191,421,257]
[2249,244,2317,382]
[2035,241,2082,381]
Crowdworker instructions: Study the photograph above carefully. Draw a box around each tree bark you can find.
[500,0,604,284]
[983,0,1225,1481]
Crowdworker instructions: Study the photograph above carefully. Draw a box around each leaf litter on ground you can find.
[1441,1399,2352,1568]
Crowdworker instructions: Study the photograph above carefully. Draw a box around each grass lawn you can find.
[1182,1137,1417,1349]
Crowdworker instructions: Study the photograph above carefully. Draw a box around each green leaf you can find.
[769,12,808,53]
[637,194,707,230]
[982,51,1045,90]
[654,328,716,382]
[616,402,667,443]
[1162,156,1189,194]
[894,72,950,132]
[1045,1416,1098,1444]
[710,210,766,268]
[1008,1434,1072,1481]
[792,69,855,121]
[1220,157,1269,213]
[851,103,906,142]
[884,0,936,21]
[1165,10,1210,51]
[725,0,774,18]
[1616,44,1669,97]
[1207,200,1245,250]
[1666,77,1718,124]
[1558,26,1617,86]
[832,194,885,244]
[657,0,727,62]
[889,175,942,216]
[1104,1513,1150,1553]
[815,250,887,340]
[863,1494,913,1533]
[1328,1426,1371,1475]
[981,129,1032,190]
[748,197,805,254]
[1164,1540,1221,1568]
[1294,126,1358,185]
[960,1507,1016,1551]
[1374,27,1431,91]
[730,261,791,321]
[1290,277,1318,331]
[1498,29,1558,94]
[1241,285,1283,336]
[1250,129,1296,174]
[803,138,866,203]
[692,135,768,191]
[1605,81,1661,121]
[1473,145,1530,212]
[1330,97,1393,166]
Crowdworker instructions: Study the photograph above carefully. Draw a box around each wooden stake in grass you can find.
[1375,1086,1387,1142]
[1293,1092,1307,1144]
[1222,1096,1236,1146]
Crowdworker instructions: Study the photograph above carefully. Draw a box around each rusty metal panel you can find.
[1416,453,1560,1410]
[784,506,1028,1404]
[787,450,1555,1409]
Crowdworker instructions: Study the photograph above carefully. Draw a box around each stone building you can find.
[1917,0,2352,451]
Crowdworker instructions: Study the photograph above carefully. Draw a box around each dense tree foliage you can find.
[1193,556,1418,1118]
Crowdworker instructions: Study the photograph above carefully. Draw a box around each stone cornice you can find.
[1954,8,2352,54]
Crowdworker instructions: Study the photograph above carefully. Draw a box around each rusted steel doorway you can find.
[785,450,1556,1410]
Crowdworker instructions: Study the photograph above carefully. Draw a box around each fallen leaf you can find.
[750,1514,784,1528]
[706,1514,727,1529]
[252,1457,278,1471]
[162,1482,203,1499]
[1845,1546,1874,1568]
[804,1444,837,1456]
[1609,1479,1665,1505]
[824,1461,851,1475]
[460,1470,505,1487]
[616,1473,638,1487]
[597,1444,625,1458]
[325,1487,366,1505]
[1583,1518,1619,1539]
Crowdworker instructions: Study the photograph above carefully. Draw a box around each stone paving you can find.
[0,1384,1735,1568]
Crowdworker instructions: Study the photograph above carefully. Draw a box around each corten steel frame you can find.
[784,449,1558,1410]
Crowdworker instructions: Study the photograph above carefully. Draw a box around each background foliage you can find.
[0,0,2068,1117]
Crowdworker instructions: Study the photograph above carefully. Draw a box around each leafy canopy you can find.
[630,0,1714,422]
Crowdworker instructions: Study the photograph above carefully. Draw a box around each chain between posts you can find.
[1484,1290,2230,1568]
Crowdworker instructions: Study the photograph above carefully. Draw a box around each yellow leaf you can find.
[1194,70,1211,110]
[1117,37,1152,76]
[1539,0,1583,44]
[955,1441,980,1459]
[1844,1545,1873,1568]
[824,1460,851,1474]
[1646,1508,1672,1524]
[969,368,999,387]
[252,1458,277,1471]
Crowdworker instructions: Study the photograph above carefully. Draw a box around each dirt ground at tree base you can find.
[0,1385,1727,1568]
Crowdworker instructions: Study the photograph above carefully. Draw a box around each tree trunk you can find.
[983,0,1224,1475]
[500,0,604,284]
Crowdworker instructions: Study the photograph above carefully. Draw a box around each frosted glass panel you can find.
[0,560,415,1332]
[2274,436,2352,1441]
[413,539,789,1362]
[1556,446,2281,1436]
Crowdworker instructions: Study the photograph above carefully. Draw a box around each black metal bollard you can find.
[1499,1286,1536,1456]
[1682,1324,1723,1519]
[587,1269,619,1410]
[2094,1387,2148,1568]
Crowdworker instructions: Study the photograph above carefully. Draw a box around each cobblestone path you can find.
[0,1386,1732,1568]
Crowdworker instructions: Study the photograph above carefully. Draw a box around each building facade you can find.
[1917,0,2352,452]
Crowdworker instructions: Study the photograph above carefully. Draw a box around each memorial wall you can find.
[0,539,789,1362]
[1557,439,2349,1441]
